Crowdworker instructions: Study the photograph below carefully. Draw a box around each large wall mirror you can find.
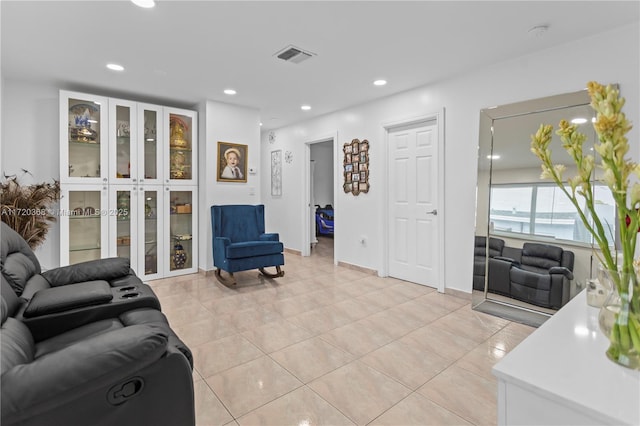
[472,88,614,326]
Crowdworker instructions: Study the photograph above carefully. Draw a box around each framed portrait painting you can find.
[217,141,248,183]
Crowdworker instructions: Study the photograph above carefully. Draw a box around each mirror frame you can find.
[472,88,596,326]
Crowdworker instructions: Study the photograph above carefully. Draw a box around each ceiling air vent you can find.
[274,45,315,64]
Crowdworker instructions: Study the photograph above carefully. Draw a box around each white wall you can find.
[260,23,640,294]
[198,100,261,271]
[2,23,638,286]
[1,81,61,269]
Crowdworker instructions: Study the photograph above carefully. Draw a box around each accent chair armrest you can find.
[259,233,280,242]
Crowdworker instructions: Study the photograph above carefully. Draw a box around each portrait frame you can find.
[217,141,248,183]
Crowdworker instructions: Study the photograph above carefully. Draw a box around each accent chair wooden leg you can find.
[258,265,285,279]
[215,268,236,286]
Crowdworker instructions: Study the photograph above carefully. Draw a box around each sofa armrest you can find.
[42,258,131,287]
[22,281,113,318]
[493,256,520,267]
[549,266,574,280]
[1,323,168,422]
[259,233,279,242]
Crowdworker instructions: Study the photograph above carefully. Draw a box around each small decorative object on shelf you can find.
[343,138,370,195]
[586,278,610,308]
[170,150,187,179]
[531,82,640,370]
[172,240,187,270]
[169,116,189,149]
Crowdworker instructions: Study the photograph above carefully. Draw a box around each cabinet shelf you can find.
[70,214,101,220]
[69,140,100,146]
[170,147,192,152]
[69,245,101,252]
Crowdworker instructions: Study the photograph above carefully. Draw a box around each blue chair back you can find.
[211,204,266,243]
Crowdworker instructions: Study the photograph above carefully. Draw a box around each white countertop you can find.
[493,291,640,425]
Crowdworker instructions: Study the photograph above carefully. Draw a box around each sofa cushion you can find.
[1,317,35,375]
[20,274,53,301]
[521,243,563,271]
[2,252,40,295]
[510,266,552,291]
[226,241,284,259]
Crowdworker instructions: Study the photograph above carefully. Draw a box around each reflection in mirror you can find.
[473,89,611,326]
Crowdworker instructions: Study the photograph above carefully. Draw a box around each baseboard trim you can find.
[199,268,215,276]
[445,287,472,301]
[337,261,377,276]
[284,248,302,256]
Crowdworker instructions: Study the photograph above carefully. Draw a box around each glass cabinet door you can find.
[108,186,137,272]
[61,185,109,265]
[165,188,196,275]
[109,99,137,184]
[165,108,197,186]
[60,91,109,184]
[139,186,163,280]
[138,104,164,185]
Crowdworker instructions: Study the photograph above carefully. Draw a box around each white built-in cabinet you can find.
[59,90,198,279]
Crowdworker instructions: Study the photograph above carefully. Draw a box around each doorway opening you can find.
[303,134,336,263]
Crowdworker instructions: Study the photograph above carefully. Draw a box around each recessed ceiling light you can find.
[487,154,501,160]
[106,63,124,71]
[131,0,155,8]
[571,118,588,124]
[224,89,237,95]
[373,79,387,86]
[259,122,263,126]
[301,105,311,111]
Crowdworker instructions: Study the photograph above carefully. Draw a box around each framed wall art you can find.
[271,150,282,196]
[343,138,369,195]
[217,141,248,183]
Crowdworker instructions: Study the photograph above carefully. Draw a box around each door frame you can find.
[302,132,338,262]
[381,110,445,292]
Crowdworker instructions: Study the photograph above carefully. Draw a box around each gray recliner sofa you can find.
[1,222,195,425]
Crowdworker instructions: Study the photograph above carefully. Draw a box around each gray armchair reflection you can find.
[489,243,575,309]
[473,236,505,291]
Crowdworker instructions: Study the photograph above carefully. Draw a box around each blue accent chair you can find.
[210,204,285,285]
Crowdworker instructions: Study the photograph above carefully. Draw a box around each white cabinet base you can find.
[493,291,640,425]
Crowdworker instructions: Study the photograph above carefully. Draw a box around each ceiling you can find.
[2,1,639,131]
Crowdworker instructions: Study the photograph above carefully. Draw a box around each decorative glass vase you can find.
[597,269,640,370]
[172,242,187,270]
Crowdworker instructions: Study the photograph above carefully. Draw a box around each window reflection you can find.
[490,183,615,246]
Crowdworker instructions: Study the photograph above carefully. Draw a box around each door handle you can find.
[426,209,438,216]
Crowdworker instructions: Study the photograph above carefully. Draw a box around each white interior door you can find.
[388,121,439,286]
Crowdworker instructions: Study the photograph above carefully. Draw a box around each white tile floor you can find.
[149,238,535,425]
